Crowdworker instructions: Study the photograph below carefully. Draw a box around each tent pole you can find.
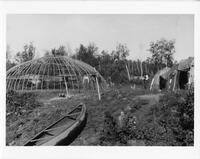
[125,64,131,81]
[64,78,69,97]
[96,76,101,100]
[173,72,177,91]
[140,61,143,77]
[145,62,148,75]
[93,67,101,100]
[150,78,154,91]
[136,61,140,75]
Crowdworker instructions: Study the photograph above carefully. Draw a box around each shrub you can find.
[99,111,120,145]
[99,111,137,145]
[6,90,42,120]
[146,88,194,146]
[100,88,194,146]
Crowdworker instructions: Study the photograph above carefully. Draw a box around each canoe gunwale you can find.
[24,103,87,146]
[42,109,87,146]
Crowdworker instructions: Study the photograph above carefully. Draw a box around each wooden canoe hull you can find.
[24,103,87,146]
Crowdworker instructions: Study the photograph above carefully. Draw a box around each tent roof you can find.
[165,64,178,78]
[157,67,171,79]
[178,57,194,71]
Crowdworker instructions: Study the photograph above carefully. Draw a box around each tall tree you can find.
[15,42,35,63]
[112,43,130,81]
[148,39,175,70]
[75,43,99,67]
[110,43,130,83]
[45,45,68,57]
[98,50,114,79]
[56,46,68,56]
[111,43,129,61]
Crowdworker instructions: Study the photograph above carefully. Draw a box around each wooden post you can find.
[169,79,172,90]
[136,61,140,75]
[125,64,131,81]
[93,67,101,100]
[145,63,148,75]
[96,76,101,100]
[64,78,69,97]
[150,78,154,91]
[173,72,177,91]
[140,61,143,77]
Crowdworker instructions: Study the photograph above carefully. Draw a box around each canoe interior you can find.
[25,104,83,146]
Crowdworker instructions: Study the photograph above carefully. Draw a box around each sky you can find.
[7,14,194,62]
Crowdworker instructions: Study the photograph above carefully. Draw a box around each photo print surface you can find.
[6,14,194,146]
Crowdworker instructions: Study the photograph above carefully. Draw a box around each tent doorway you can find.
[179,71,188,89]
[159,76,167,90]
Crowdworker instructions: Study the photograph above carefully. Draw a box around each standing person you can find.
[90,74,97,90]
[82,75,90,90]
[143,74,149,89]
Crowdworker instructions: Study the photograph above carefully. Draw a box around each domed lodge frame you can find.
[6,56,107,97]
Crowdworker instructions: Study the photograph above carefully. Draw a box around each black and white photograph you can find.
[5,14,194,146]
[1,1,200,159]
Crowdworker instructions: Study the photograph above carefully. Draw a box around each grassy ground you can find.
[6,86,161,146]
[71,86,159,145]
[6,91,92,145]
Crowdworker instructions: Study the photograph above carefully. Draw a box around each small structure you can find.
[150,67,171,91]
[150,57,194,91]
[169,57,194,90]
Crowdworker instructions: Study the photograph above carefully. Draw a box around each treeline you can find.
[6,39,175,84]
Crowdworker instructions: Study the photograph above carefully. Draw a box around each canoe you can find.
[24,103,87,146]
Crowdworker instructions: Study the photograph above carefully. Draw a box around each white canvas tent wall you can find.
[175,57,194,90]
[188,60,194,88]
[151,57,194,91]
[150,67,171,91]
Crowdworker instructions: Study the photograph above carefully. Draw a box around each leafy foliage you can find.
[74,43,99,67]
[100,89,194,146]
[6,90,42,123]
[140,89,194,146]
[45,45,68,57]
[148,39,175,69]
[112,43,129,61]
[99,101,142,145]
[15,42,35,63]
[72,43,154,85]
[99,111,120,145]
[8,39,176,85]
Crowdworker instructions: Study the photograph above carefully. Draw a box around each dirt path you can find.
[138,94,161,104]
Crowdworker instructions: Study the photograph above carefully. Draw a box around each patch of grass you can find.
[6,90,44,145]
[6,90,90,145]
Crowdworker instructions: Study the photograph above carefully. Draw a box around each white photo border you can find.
[0,1,200,159]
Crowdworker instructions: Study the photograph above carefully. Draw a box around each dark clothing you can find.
[143,75,148,89]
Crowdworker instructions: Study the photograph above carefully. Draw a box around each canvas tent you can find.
[188,60,194,88]
[174,57,194,90]
[150,67,171,91]
[150,57,194,91]
[164,64,178,91]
